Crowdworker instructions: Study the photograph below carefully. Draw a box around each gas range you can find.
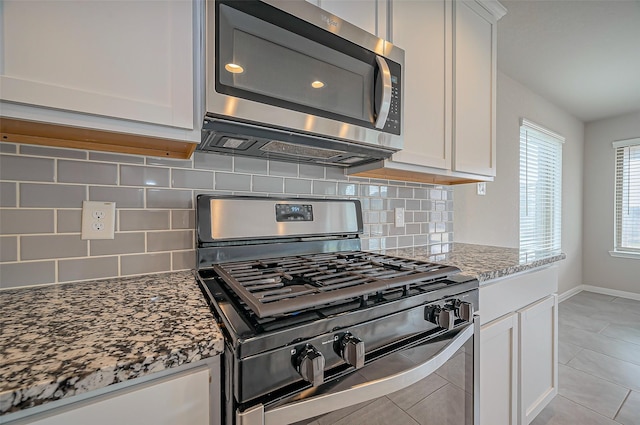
[195,196,478,425]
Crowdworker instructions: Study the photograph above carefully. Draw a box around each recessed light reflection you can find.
[225,63,244,74]
[311,80,325,89]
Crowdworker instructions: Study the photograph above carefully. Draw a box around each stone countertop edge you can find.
[0,271,224,416]
[377,242,566,283]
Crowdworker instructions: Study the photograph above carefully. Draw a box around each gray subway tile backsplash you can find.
[89,186,144,208]
[0,261,56,288]
[146,157,193,168]
[299,164,324,179]
[20,145,87,159]
[325,167,347,181]
[398,187,414,198]
[146,188,193,209]
[313,181,337,195]
[215,172,251,191]
[234,156,268,174]
[253,176,284,193]
[0,143,17,154]
[58,256,119,282]
[119,210,170,231]
[269,161,298,177]
[0,155,55,182]
[57,160,118,185]
[20,183,86,208]
[172,250,196,270]
[338,182,358,196]
[57,210,82,233]
[147,230,193,252]
[89,151,144,164]
[121,165,170,187]
[121,252,171,276]
[171,169,214,189]
[0,209,55,235]
[406,200,421,211]
[284,178,312,195]
[0,236,18,262]
[21,234,87,260]
[1,146,453,288]
[193,152,233,171]
[0,182,16,207]
[171,210,195,230]
[90,233,146,256]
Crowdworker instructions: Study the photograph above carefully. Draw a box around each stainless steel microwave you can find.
[200,0,405,168]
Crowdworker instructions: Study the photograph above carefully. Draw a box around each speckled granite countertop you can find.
[0,271,224,416]
[380,242,565,282]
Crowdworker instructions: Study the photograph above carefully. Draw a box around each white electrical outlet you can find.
[477,182,487,196]
[81,201,116,240]
[394,207,405,228]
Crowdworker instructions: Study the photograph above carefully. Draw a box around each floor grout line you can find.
[612,390,631,423]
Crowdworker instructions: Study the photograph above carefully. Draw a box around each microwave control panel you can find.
[383,60,402,135]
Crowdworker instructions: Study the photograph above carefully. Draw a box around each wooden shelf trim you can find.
[0,117,197,159]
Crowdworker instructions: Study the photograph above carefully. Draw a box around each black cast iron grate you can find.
[212,251,460,318]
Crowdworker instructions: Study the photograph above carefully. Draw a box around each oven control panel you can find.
[275,204,314,222]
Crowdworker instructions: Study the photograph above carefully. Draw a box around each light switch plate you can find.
[394,207,405,228]
[477,182,487,196]
[81,201,116,240]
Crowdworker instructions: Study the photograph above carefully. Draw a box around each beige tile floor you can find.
[532,291,640,425]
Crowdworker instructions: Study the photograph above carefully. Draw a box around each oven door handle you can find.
[237,321,475,425]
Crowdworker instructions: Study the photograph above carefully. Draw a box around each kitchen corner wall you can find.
[0,143,453,289]
[454,71,584,296]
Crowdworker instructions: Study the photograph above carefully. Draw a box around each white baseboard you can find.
[559,284,640,302]
[558,285,584,302]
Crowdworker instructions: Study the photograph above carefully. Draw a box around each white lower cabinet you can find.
[518,294,558,425]
[480,312,518,425]
[479,267,559,425]
[11,366,216,425]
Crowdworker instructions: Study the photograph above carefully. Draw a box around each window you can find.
[519,119,564,253]
[613,138,640,255]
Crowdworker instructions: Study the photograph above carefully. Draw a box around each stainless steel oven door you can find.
[236,318,479,425]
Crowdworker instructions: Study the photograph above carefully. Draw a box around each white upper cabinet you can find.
[389,0,449,170]
[453,0,497,176]
[0,0,202,145]
[348,0,505,184]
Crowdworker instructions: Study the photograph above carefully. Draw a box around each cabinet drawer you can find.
[479,266,558,325]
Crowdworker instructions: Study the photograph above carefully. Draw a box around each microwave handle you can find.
[374,55,393,129]
[237,322,474,425]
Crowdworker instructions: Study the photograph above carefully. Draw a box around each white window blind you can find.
[519,119,564,253]
[613,138,640,253]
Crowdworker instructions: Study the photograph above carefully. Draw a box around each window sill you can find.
[609,250,640,259]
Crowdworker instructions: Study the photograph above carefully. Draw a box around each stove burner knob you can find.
[339,334,365,369]
[296,345,325,387]
[437,307,456,330]
[457,301,474,322]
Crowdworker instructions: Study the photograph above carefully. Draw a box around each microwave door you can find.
[215,1,376,129]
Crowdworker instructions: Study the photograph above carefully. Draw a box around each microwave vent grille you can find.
[260,140,343,160]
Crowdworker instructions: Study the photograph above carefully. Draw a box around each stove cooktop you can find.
[198,251,466,323]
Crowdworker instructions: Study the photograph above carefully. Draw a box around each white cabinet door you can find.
[389,0,450,170]
[0,0,194,130]
[518,294,559,425]
[317,0,379,36]
[453,0,497,177]
[24,369,211,425]
[480,313,518,425]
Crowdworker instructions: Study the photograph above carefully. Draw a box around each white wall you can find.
[583,111,640,294]
[454,72,584,295]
